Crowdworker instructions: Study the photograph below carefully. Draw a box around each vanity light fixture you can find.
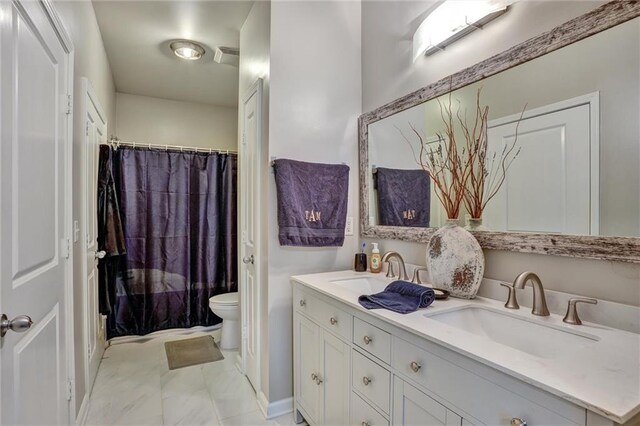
[413,0,515,61]
[170,40,205,61]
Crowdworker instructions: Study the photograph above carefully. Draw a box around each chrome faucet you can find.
[513,271,550,316]
[381,251,409,281]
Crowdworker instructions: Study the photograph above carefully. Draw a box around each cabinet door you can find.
[320,330,350,425]
[294,314,321,423]
[393,377,461,426]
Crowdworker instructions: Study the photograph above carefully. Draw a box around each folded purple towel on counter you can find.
[375,168,430,227]
[358,280,435,314]
[273,158,350,247]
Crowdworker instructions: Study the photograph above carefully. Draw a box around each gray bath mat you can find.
[165,336,224,370]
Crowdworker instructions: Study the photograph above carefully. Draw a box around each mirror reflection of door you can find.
[485,97,597,235]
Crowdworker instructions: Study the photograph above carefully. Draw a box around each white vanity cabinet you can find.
[293,288,351,425]
[393,377,462,426]
[292,280,623,426]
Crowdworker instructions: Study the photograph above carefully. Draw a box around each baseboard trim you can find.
[75,393,90,426]
[256,392,293,420]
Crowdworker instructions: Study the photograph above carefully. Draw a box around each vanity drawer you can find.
[352,350,391,415]
[294,287,352,340]
[351,391,389,426]
[392,337,583,425]
[353,317,391,364]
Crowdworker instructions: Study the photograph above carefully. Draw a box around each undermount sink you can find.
[426,306,599,359]
[330,276,390,295]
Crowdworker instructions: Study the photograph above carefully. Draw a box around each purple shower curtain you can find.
[105,146,237,338]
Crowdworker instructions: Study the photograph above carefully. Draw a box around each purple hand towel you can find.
[358,280,435,314]
[375,168,430,227]
[274,159,349,247]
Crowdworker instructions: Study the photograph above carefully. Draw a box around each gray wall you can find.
[238,0,272,402]
[115,93,238,151]
[361,1,640,306]
[54,0,117,417]
[266,0,362,403]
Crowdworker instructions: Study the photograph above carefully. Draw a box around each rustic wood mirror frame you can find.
[359,1,640,263]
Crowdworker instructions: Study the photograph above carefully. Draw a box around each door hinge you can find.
[241,133,246,145]
[66,379,74,401]
[241,326,247,340]
[85,122,89,136]
[65,94,72,115]
[61,238,71,259]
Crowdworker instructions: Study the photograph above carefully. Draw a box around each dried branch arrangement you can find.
[400,88,524,221]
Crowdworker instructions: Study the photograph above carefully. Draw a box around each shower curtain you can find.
[100,146,237,338]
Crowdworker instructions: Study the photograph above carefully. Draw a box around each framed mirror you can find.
[359,1,640,263]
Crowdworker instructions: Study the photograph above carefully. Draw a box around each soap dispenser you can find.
[370,243,382,273]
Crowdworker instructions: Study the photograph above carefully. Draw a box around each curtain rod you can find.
[106,137,237,155]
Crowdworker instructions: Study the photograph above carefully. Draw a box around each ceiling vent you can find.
[214,46,240,67]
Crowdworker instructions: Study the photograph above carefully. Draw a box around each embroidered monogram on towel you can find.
[403,209,416,220]
[274,159,349,247]
[305,210,322,222]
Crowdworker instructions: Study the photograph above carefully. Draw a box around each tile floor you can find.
[84,329,298,426]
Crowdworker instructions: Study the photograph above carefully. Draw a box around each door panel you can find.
[13,4,59,285]
[240,80,262,391]
[82,79,107,393]
[320,331,349,426]
[486,104,592,234]
[1,1,71,424]
[294,315,320,424]
[393,377,462,426]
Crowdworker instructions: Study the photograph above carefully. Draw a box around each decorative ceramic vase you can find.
[427,219,484,299]
[465,217,490,232]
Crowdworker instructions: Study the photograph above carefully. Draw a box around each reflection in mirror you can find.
[367,17,639,237]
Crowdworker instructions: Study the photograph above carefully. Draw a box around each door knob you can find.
[1,314,33,337]
[242,255,254,264]
[95,250,106,259]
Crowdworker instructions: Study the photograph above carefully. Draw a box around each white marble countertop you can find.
[291,270,640,424]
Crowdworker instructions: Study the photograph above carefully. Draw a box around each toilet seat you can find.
[210,292,238,306]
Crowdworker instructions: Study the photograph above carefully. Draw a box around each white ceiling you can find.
[93,1,253,107]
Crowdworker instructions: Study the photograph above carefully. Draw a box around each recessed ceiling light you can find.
[170,40,205,61]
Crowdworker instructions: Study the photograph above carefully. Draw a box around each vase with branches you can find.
[461,90,524,230]
[397,88,524,298]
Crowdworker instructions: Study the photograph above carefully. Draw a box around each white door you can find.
[0,1,73,424]
[240,79,262,391]
[81,78,107,394]
[485,100,596,234]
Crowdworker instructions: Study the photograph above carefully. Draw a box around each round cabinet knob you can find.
[311,373,318,381]
[95,250,106,259]
[1,314,33,338]
[315,375,323,385]
[329,317,338,325]
[362,376,372,386]
[299,299,306,307]
[410,361,422,372]
[362,422,371,426]
[511,418,527,426]
[363,335,373,345]
[242,255,254,264]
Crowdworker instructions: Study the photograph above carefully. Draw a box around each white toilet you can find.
[209,292,240,350]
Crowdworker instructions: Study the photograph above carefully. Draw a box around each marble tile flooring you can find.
[84,329,297,426]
